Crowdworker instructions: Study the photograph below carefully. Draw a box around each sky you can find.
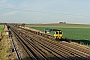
[0,0,90,24]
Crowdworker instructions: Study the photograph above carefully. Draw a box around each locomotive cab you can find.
[54,30,63,39]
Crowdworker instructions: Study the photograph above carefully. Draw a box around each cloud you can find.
[3,11,19,16]
[0,0,15,9]
[0,0,7,2]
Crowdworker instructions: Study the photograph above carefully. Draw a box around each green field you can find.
[28,25,90,46]
[0,25,3,33]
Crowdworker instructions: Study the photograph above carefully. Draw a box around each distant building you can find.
[59,22,66,24]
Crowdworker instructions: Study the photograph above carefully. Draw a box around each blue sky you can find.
[0,0,90,24]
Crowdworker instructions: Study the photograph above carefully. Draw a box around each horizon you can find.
[0,22,90,25]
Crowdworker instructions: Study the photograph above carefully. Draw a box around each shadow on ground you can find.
[14,56,90,60]
[59,38,90,46]
[71,39,90,46]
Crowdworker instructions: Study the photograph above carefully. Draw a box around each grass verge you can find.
[0,25,11,60]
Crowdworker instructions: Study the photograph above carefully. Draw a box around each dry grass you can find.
[27,23,90,28]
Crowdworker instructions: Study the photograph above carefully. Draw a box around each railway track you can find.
[19,27,90,59]
[8,24,90,60]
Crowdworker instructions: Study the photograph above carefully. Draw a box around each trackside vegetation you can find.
[0,25,3,33]
[0,25,12,60]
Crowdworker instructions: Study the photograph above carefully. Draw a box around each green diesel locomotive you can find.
[44,28,63,39]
